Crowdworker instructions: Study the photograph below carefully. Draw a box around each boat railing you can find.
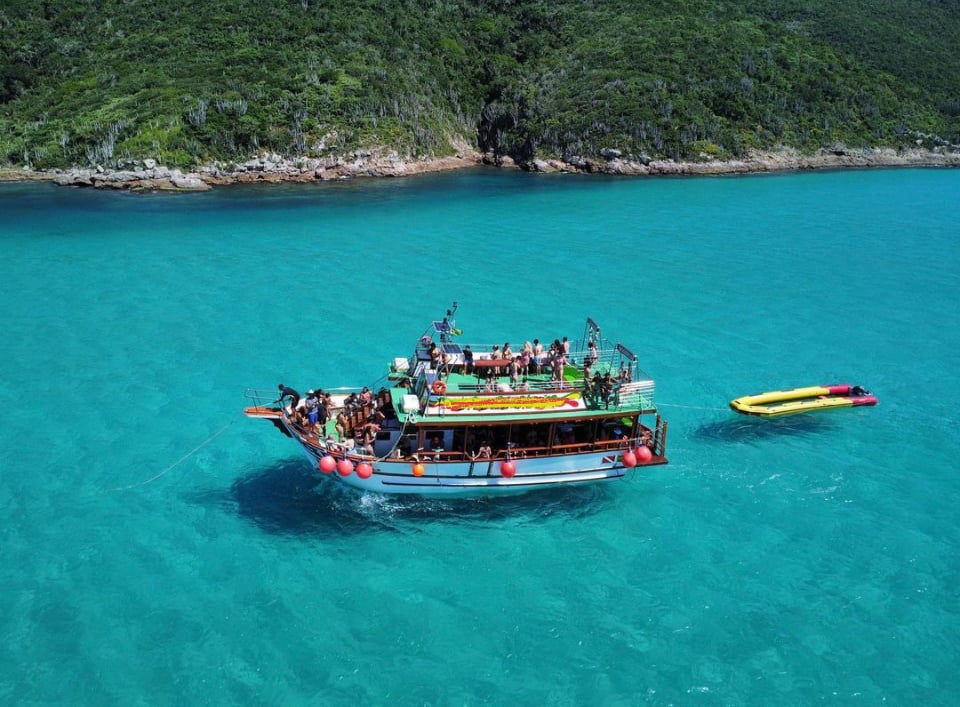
[651,414,668,457]
[413,450,471,462]
[613,379,655,409]
[244,387,283,409]
[245,385,376,408]
[449,378,586,394]
[377,426,658,462]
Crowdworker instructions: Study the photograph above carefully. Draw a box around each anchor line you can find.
[108,417,238,491]
[655,402,729,412]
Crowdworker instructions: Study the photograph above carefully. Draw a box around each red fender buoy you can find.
[337,459,354,476]
[412,463,425,477]
[356,462,373,479]
[318,456,336,474]
[636,446,653,464]
[501,460,516,478]
[622,450,638,468]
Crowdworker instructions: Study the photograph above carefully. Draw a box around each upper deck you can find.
[389,315,658,425]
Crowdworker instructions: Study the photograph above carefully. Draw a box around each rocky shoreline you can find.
[1,145,958,192]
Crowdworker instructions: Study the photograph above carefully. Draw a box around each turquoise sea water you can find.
[1,167,959,704]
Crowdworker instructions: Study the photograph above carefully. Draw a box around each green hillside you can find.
[1,0,958,170]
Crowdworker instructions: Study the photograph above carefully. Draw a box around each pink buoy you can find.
[337,459,354,476]
[636,446,653,464]
[500,460,516,478]
[621,450,638,468]
[412,463,425,477]
[356,462,373,479]
[318,456,336,474]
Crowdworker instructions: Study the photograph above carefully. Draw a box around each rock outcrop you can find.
[2,144,957,192]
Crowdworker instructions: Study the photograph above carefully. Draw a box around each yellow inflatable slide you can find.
[729,384,877,418]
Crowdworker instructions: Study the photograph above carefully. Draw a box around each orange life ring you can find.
[432,380,447,395]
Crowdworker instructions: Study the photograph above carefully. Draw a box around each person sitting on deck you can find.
[640,429,653,449]
[359,387,373,406]
[292,405,309,430]
[360,420,379,456]
[524,428,539,448]
[429,435,444,460]
[344,392,359,412]
[475,440,492,459]
[429,342,442,369]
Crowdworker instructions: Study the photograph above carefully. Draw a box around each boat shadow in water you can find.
[694,414,832,443]
[202,458,612,537]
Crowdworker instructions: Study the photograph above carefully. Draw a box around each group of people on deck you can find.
[428,336,577,388]
[276,383,386,454]
[425,335,633,400]
[277,385,334,432]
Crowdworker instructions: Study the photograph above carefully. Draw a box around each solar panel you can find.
[442,343,462,354]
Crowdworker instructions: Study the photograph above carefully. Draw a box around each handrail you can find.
[551,442,594,453]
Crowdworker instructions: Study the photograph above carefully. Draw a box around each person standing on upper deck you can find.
[532,339,544,375]
[519,345,531,381]
[553,349,567,387]
[586,340,599,365]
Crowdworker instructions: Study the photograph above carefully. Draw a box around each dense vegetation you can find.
[1,0,958,170]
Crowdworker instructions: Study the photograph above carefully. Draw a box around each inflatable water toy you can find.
[729,384,877,418]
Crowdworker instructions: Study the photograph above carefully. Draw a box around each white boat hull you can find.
[294,437,638,497]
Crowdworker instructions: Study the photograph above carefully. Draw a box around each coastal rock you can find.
[11,144,959,191]
[53,170,94,187]
[170,174,210,191]
[530,159,559,173]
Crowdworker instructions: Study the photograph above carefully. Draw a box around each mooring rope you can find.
[108,417,239,491]
[656,401,729,412]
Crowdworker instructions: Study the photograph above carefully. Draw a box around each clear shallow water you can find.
[1,167,959,704]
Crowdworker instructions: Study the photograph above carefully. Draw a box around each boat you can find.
[729,384,878,418]
[244,304,668,496]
